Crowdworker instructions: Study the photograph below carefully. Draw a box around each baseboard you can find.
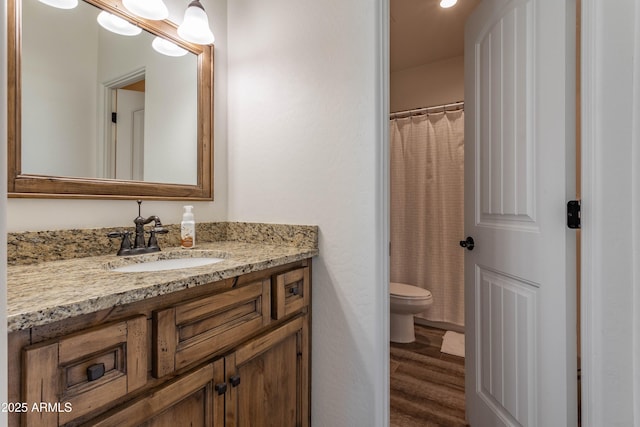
[414,317,464,334]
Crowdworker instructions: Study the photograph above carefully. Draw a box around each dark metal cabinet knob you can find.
[229,375,241,387]
[214,382,228,395]
[459,237,475,251]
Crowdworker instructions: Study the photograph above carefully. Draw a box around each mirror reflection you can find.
[21,0,198,185]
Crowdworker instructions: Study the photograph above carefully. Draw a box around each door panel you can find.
[114,88,144,180]
[476,2,534,230]
[464,0,577,426]
[475,266,536,426]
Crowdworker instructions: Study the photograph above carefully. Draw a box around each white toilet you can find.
[390,282,433,343]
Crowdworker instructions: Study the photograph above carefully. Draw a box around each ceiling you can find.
[390,0,480,72]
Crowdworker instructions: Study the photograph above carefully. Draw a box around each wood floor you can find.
[390,324,468,427]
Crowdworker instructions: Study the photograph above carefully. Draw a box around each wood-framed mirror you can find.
[7,0,213,200]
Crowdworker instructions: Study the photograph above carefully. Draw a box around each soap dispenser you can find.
[181,205,196,248]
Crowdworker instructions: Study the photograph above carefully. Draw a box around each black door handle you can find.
[459,237,475,251]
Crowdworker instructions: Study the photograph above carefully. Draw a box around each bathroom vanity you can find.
[6,229,316,427]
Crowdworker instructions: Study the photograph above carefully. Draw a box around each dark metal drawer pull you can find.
[87,363,105,382]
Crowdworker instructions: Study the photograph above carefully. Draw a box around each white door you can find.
[114,89,145,180]
[463,0,577,426]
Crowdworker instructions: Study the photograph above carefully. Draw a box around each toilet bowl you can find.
[390,282,433,343]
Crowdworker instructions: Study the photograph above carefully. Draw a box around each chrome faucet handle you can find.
[108,231,133,256]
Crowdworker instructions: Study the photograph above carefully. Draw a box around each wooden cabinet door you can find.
[224,315,309,427]
[87,359,226,427]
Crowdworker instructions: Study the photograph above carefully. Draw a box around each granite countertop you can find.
[7,241,318,333]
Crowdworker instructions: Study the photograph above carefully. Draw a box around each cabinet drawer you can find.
[22,316,147,426]
[154,279,271,377]
[271,267,310,319]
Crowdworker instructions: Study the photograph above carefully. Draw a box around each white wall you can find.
[141,48,197,185]
[581,0,640,425]
[227,0,388,425]
[6,0,228,232]
[390,55,464,112]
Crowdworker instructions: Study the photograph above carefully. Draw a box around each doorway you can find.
[389,1,478,424]
[111,83,145,181]
[100,68,146,180]
[388,0,580,425]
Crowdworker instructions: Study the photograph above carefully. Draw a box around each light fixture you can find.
[122,0,169,21]
[440,0,458,8]
[152,36,189,57]
[97,11,142,36]
[38,0,78,9]
[177,0,215,45]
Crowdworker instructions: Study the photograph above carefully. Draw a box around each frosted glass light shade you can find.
[38,0,78,9]
[152,37,189,57]
[97,11,142,36]
[439,0,458,8]
[177,0,214,45]
[123,0,169,20]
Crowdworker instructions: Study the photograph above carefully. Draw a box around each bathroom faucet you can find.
[108,200,169,256]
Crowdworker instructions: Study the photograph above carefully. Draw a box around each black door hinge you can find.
[567,200,581,229]
[111,112,117,124]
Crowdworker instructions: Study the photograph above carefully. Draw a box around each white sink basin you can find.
[110,257,224,273]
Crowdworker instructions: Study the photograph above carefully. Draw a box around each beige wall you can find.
[390,55,464,113]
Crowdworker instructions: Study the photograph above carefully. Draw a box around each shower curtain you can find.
[390,109,464,326]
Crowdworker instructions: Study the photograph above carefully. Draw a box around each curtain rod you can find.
[390,100,464,120]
